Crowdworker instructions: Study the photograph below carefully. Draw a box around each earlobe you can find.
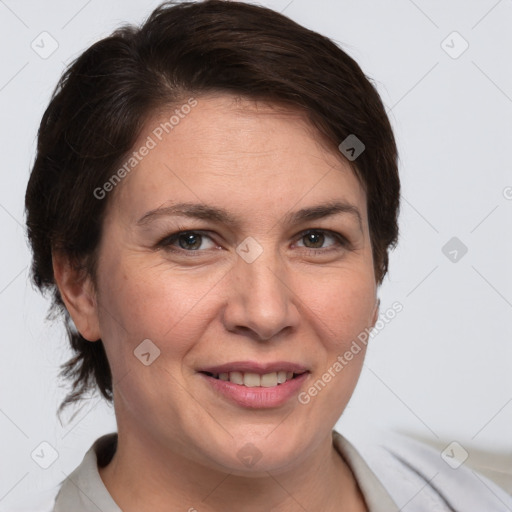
[371,297,380,328]
[52,251,101,342]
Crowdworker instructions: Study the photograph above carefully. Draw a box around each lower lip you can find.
[199,372,310,409]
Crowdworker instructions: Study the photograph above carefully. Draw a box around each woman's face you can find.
[89,94,378,473]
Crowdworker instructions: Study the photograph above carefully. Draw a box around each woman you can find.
[24,1,510,511]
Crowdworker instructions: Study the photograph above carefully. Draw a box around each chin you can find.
[197,428,311,476]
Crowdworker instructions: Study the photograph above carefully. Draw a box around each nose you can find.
[221,246,300,342]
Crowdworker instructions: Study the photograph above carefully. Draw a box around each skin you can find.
[54,93,379,512]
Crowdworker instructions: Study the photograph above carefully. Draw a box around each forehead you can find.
[109,93,367,226]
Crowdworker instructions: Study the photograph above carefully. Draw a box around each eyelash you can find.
[156,229,350,256]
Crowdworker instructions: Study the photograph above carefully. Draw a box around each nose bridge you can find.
[222,238,298,340]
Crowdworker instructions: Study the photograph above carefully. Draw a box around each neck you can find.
[99,425,367,512]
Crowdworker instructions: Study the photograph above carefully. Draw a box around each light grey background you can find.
[1,0,511,508]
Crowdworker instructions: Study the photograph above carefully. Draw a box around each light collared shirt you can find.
[13,429,512,511]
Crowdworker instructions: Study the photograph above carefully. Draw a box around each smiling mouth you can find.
[200,370,307,387]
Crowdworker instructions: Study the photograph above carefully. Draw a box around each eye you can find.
[156,228,350,256]
[158,230,217,252]
[295,229,349,252]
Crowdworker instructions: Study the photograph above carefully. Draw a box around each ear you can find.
[370,297,380,328]
[52,251,101,342]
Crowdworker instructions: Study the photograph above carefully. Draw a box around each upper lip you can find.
[198,361,309,375]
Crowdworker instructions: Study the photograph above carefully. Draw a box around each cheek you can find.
[95,258,220,362]
[303,268,377,349]
[95,259,221,418]
[296,272,375,420]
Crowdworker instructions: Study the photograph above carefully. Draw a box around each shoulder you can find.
[337,428,512,511]
[7,433,119,512]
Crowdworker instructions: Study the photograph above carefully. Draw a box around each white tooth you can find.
[218,373,229,381]
[229,371,244,385]
[243,372,261,387]
[277,371,287,384]
[260,372,278,387]
[286,371,294,380]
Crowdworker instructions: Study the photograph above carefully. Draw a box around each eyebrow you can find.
[137,200,362,231]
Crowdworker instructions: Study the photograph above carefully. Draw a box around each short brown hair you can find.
[25,0,400,414]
